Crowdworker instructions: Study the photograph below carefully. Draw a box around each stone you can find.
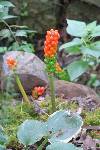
[54,80,100,104]
[2,51,48,93]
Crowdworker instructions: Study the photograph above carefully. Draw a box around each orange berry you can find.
[55,62,63,72]
[44,29,60,58]
[6,56,17,70]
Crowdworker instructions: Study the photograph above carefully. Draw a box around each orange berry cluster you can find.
[44,29,60,58]
[32,86,45,98]
[6,56,17,70]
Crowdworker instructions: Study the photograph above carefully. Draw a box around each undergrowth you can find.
[0,93,100,148]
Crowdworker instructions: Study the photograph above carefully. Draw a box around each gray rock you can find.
[54,80,100,104]
[2,51,48,93]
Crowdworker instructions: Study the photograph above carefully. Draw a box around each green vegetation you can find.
[60,19,100,81]
[0,1,100,149]
[84,108,100,126]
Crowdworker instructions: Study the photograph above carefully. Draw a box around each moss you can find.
[40,96,78,114]
[84,108,100,126]
[0,94,40,148]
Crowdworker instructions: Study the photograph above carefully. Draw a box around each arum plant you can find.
[44,29,66,112]
[44,29,60,112]
[6,56,30,105]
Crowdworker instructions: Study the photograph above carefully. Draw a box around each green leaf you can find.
[67,19,86,37]
[86,21,97,31]
[0,47,7,53]
[20,43,34,53]
[8,42,19,51]
[66,45,81,54]
[15,30,27,37]
[91,25,100,37]
[46,143,83,150]
[91,41,100,50]
[0,9,8,19]
[0,29,11,39]
[66,60,89,81]
[59,38,82,51]
[0,145,6,150]
[0,1,15,7]
[81,47,100,58]
[47,110,83,143]
[17,120,47,146]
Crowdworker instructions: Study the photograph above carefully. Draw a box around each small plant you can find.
[59,19,100,81]
[17,110,83,150]
[6,56,30,104]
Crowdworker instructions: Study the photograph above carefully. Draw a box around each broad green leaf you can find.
[66,60,89,81]
[46,143,83,150]
[91,41,100,50]
[8,42,19,51]
[59,38,82,51]
[86,21,97,31]
[19,43,34,53]
[8,42,34,53]
[0,29,11,39]
[15,30,27,37]
[0,145,6,150]
[81,47,100,58]
[0,47,7,53]
[91,25,100,37]
[0,1,15,7]
[92,32,100,37]
[66,45,81,54]
[47,110,83,143]
[0,11,8,19]
[67,19,86,37]
[17,120,47,146]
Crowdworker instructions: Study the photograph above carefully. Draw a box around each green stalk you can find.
[48,74,56,112]
[37,137,48,150]
[15,75,30,105]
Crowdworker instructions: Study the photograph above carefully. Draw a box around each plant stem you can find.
[15,75,30,105]
[37,137,48,150]
[48,75,56,112]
